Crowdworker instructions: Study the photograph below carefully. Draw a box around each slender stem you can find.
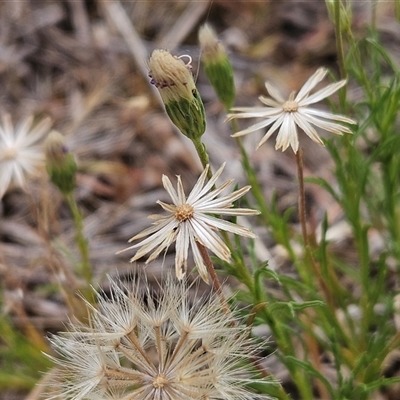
[121,333,155,368]
[229,118,297,262]
[195,243,286,399]
[301,313,332,400]
[154,325,165,371]
[252,358,291,400]
[66,193,92,284]
[12,301,49,351]
[226,121,310,398]
[382,160,400,266]
[168,331,189,366]
[196,242,230,315]
[371,0,378,30]
[333,0,348,111]
[296,150,334,307]
[334,0,347,82]
[296,150,309,246]
[191,133,257,317]
[192,138,213,180]
[231,249,255,293]
[257,306,312,400]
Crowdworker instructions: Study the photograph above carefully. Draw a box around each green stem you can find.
[231,125,296,261]
[332,0,349,111]
[296,150,334,306]
[371,0,378,29]
[258,305,313,400]
[334,0,347,82]
[190,137,291,398]
[192,138,213,180]
[222,120,321,397]
[229,128,311,398]
[232,251,255,292]
[66,193,92,284]
[382,159,400,267]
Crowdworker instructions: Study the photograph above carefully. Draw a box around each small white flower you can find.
[226,67,356,153]
[0,113,52,198]
[119,163,260,283]
[47,275,272,400]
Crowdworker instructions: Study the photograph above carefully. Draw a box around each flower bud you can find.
[148,49,206,140]
[45,130,77,194]
[199,24,235,110]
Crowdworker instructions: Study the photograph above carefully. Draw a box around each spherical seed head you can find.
[46,275,273,399]
[152,374,168,389]
[45,130,77,194]
[199,24,235,110]
[148,49,206,140]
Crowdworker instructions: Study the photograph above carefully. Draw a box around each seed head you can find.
[46,275,273,399]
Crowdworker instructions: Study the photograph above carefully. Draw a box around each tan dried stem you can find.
[196,241,231,315]
[296,149,333,307]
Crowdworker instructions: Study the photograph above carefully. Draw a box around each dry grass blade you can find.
[99,0,159,101]
[157,1,211,50]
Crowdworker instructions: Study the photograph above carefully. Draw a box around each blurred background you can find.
[0,1,398,399]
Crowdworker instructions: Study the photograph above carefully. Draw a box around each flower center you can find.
[282,100,299,113]
[153,373,168,388]
[0,147,17,162]
[174,204,194,221]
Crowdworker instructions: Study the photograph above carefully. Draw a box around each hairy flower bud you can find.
[45,130,77,194]
[148,49,206,140]
[199,24,235,110]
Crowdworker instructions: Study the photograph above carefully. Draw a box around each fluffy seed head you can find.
[46,275,272,399]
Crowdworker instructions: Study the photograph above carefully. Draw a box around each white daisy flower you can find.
[119,163,260,283]
[226,67,356,153]
[0,113,52,199]
[47,275,272,400]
